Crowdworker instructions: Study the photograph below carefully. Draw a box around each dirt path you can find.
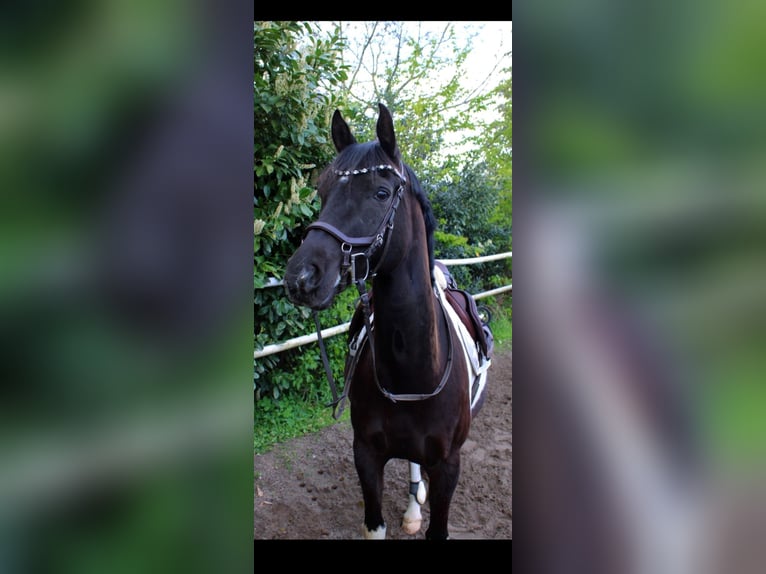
[254,349,512,540]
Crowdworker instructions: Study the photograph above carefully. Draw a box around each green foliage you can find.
[431,161,506,244]
[485,66,512,237]
[483,296,513,349]
[335,23,493,184]
[254,393,350,454]
[254,21,351,404]
[430,161,512,294]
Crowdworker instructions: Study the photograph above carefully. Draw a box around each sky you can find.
[446,21,512,150]
[455,21,512,92]
[318,21,511,100]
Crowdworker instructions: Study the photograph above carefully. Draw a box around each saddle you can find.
[345,262,494,361]
[434,261,494,360]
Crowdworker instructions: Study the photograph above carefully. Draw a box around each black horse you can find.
[284,104,490,539]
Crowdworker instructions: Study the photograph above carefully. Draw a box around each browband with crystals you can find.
[333,163,406,182]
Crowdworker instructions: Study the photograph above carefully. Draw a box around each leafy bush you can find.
[430,161,512,294]
[254,22,351,404]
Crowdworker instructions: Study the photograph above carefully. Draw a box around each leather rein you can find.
[306,163,454,419]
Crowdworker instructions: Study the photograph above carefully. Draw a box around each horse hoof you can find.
[402,516,422,535]
[363,524,387,539]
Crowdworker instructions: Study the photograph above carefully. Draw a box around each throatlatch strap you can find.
[313,310,347,419]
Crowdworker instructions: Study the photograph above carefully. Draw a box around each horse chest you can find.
[376,322,441,384]
[359,428,450,465]
[391,329,407,361]
[353,404,462,462]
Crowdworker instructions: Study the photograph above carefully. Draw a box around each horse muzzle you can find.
[284,253,344,310]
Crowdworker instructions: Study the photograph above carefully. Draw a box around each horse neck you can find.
[370,220,447,393]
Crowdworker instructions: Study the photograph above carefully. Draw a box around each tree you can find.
[328,22,503,182]
[484,65,512,237]
[329,22,512,291]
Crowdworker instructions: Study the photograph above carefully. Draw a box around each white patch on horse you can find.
[363,524,386,540]
[433,267,491,413]
[402,462,425,535]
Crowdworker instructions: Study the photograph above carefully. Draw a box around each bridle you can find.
[303,163,406,288]
[305,161,454,418]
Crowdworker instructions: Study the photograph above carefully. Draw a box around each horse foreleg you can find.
[402,461,427,535]
[424,452,461,540]
[353,438,387,539]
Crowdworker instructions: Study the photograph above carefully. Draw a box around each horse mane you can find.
[318,141,437,281]
[403,163,437,281]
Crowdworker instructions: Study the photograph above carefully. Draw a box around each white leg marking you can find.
[364,524,387,539]
[409,462,427,504]
[402,462,425,535]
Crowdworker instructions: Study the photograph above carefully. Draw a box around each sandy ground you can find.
[254,349,512,540]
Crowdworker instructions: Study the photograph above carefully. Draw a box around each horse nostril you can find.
[297,264,319,292]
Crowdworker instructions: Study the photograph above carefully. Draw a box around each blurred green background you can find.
[0,1,253,572]
[520,0,766,466]
[516,1,766,572]
[5,0,766,566]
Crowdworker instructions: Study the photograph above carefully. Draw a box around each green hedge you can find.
[254,21,349,403]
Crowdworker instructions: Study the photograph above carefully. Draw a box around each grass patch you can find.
[482,294,512,351]
[490,307,512,350]
[254,393,349,454]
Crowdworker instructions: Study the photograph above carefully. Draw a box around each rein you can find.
[307,162,453,419]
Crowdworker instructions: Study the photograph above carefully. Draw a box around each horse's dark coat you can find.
[284,104,487,539]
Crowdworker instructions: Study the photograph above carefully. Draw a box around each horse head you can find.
[284,104,417,310]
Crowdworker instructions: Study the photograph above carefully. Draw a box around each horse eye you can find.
[375,188,390,201]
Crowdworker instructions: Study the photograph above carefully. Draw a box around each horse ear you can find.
[331,109,356,152]
[376,103,398,160]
